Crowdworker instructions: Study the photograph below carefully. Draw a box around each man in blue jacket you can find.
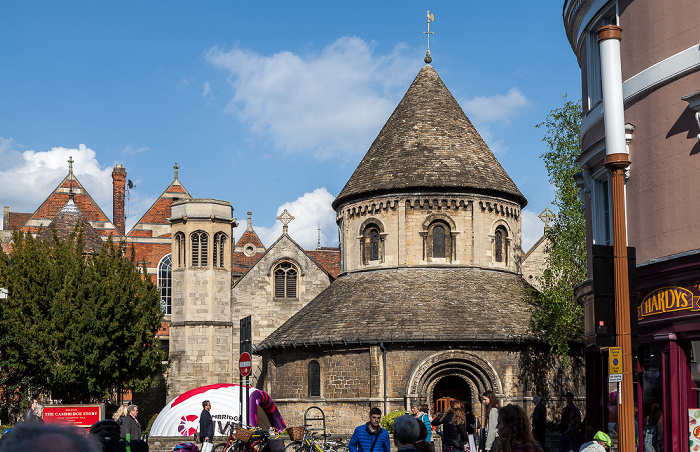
[349,408,391,452]
[200,400,214,452]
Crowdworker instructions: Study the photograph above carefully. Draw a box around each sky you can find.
[0,1,581,252]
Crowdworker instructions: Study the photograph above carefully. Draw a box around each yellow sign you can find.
[609,346,623,374]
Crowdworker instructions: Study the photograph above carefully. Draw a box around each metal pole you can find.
[245,377,250,427]
[598,24,634,452]
[240,374,244,427]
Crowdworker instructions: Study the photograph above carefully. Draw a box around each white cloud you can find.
[123,145,150,155]
[521,208,545,253]
[234,188,337,250]
[205,37,418,159]
[0,139,115,228]
[202,81,213,98]
[460,88,530,124]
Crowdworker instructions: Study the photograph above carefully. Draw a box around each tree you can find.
[531,96,587,358]
[0,227,165,409]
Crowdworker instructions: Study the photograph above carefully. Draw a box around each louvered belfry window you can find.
[191,231,208,267]
[213,232,226,268]
[274,261,297,298]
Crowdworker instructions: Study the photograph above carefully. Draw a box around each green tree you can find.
[531,96,587,358]
[0,227,165,408]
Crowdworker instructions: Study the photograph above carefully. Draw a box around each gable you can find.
[128,180,192,235]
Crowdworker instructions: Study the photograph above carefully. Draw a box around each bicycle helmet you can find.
[594,431,612,447]
[173,441,200,452]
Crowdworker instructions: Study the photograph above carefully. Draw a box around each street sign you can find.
[239,352,252,377]
[609,373,623,383]
[609,346,623,374]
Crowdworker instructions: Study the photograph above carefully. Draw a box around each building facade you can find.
[564,0,700,449]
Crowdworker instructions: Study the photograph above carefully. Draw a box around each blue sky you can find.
[0,1,581,251]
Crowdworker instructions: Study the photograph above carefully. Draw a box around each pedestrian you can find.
[120,404,142,440]
[0,422,98,452]
[349,407,391,452]
[112,405,128,429]
[482,390,501,452]
[431,400,470,452]
[23,398,38,423]
[496,404,542,452]
[33,403,44,423]
[558,392,581,452]
[579,431,610,452]
[392,415,420,452]
[200,400,214,452]
[411,402,432,444]
[531,395,546,450]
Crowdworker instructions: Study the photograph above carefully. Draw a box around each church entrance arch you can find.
[406,351,502,420]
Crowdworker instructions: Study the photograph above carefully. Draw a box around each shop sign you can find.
[638,285,700,320]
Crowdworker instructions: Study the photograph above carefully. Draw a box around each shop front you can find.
[636,250,700,452]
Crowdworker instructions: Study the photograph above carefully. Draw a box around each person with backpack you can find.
[349,408,391,452]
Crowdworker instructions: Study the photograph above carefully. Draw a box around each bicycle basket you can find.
[236,428,253,442]
[286,426,304,441]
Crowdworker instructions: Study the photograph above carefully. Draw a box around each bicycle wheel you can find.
[284,442,305,452]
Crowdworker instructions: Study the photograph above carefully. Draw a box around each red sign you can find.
[43,404,103,428]
[239,352,252,377]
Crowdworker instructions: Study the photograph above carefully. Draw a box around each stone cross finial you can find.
[173,162,179,181]
[539,207,555,231]
[68,156,74,176]
[277,209,295,235]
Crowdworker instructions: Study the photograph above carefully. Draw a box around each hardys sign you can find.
[638,285,700,320]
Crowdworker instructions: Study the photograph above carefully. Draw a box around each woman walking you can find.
[496,404,542,452]
[482,391,500,452]
[431,400,470,452]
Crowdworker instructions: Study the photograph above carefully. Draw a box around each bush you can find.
[380,411,405,433]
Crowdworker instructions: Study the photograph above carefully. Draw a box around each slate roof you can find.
[39,198,105,254]
[258,267,538,350]
[333,65,526,210]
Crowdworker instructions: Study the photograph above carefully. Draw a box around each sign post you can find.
[239,352,252,427]
[239,316,252,427]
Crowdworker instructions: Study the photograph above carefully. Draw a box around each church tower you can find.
[168,198,238,398]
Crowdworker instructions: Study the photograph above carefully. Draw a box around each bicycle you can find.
[214,426,279,452]
[284,426,348,452]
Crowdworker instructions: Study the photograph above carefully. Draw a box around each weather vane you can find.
[423,10,435,64]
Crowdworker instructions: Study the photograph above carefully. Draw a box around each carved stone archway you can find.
[405,350,503,420]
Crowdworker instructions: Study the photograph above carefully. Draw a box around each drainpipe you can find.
[379,342,387,415]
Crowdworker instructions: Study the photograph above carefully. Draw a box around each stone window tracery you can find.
[191,230,208,267]
[274,261,298,298]
[308,360,321,397]
[213,232,227,268]
[175,232,185,268]
[158,254,172,315]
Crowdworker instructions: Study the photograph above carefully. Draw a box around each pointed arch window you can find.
[213,232,227,268]
[175,232,185,268]
[191,231,208,267]
[158,254,172,315]
[274,261,297,298]
[308,360,321,397]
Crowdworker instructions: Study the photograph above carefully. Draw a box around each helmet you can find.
[173,442,200,452]
[594,431,612,447]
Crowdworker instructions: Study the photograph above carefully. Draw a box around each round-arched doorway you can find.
[432,375,471,414]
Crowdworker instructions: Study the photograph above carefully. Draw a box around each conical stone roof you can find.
[333,65,526,210]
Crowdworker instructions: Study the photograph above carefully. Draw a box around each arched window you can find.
[362,223,383,264]
[191,231,208,267]
[175,232,185,268]
[274,261,297,298]
[158,254,172,315]
[308,360,321,397]
[213,232,227,268]
[495,226,508,263]
[433,225,445,258]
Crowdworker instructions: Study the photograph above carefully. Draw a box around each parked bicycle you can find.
[284,426,348,452]
[214,426,281,452]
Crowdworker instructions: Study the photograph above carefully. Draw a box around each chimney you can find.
[112,164,126,236]
[3,206,9,230]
